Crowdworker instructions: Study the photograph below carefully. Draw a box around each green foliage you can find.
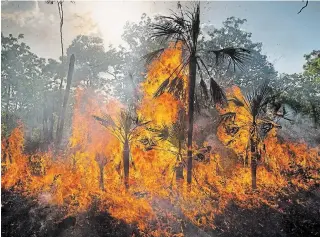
[303,50,320,82]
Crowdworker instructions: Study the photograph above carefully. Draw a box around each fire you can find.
[2,46,319,235]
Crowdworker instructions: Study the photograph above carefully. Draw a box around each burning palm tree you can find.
[221,80,282,189]
[145,2,250,184]
[154,109,187,182]
[94,109,149,189]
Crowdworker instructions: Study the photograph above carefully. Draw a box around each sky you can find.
[1,1,320,74]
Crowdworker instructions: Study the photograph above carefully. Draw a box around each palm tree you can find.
[221,80,282,189]
[154,109,187,182]
[94,109,149,189]
[146,2,250,184]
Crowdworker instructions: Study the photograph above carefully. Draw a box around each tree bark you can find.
[176,139,184,181]
[56,54,75,147]
[99,165,105,191]
[187,52,197,185]
[250,123,258,190]
[49,102,54,142]
[123,138,130,189]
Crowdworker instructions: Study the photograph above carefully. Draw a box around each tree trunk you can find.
[250,123,258,190]
[56,54,75,147]
[176,139,184,181]
[123,138,130,189]
[49,102,54,142]
[55,1,65,137]
[251,155,257,190]
[5,85,10,127]
[99,165,105,191]
[187,53,197,185]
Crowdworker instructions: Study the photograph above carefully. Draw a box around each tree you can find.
[94,109,149,189]
[115,14,164,104]
[154,109,187,182]
[147,2,250,184]
[1,33,47,138]
[220,81,281,189]
[66,35,122,91]
[55,54,75,147]
[278,50,320,127]
[201,17,277,88]
[95,153,107,191]
[303,50,320,81]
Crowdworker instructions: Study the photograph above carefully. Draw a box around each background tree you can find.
[201,17,277,88]
[278,50,320,127]
[1,34,46,138]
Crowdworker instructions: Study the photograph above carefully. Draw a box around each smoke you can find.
[277,105,320,146]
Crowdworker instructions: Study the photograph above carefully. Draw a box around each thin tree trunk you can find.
[187,53,197,185]
[251,155,257,190]
[250,123,258,190]
[56,54,75,147]
[123,138,130,189]
[49,102,54,142]
[99,165,105,191]
[55,1,65,141]
[176,139,184,181]
[5,85,10,126]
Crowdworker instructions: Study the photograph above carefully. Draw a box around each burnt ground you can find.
[1,186,320,237]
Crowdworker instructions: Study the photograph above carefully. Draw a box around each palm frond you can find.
[93,115,116,128]
[154,78,170,97]
[210,78,227,105]
[168,77,185,99]
[142,48,165,65]
[209,47,251,71]
[200,79,209,100]
[228,97,245,107]
[219,112,236,124]
[151,20,185,43]
[244,80,272,120]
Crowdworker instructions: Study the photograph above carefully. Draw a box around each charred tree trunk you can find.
[250,123,258,190]
[176,140,184,181]
[56,54,75,147]
[123,138,130,189]
[187,52,197,185]
[95,153,107,191]
[55,1,65,138]
[99,165,105,191]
